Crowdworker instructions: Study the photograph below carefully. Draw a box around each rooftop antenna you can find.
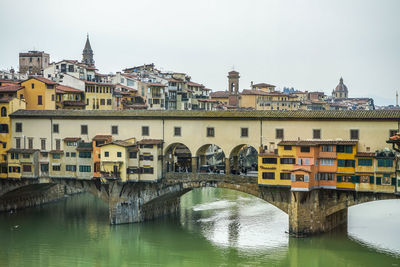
[396,91,398,107]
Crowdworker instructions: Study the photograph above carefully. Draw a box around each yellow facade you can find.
[19,78,56,110]
[355,154,375,192]
[0,98,26,178]
[85,82,114,110]
[336,144,357,189]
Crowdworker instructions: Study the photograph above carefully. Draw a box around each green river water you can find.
[0,188,399,266]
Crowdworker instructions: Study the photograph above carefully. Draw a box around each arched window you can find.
[1,107,7,117]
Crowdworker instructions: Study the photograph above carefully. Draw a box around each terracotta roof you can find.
[63,101,86,106]
[198,99,218,102]
[290,168,312,173]
[137,139,163,145]
[84,80,114,86]
[0,97,15,103]
[356,152,376,157]
[241,89,269,96]
[253,83,276,88]
[92,135,112,141]
[279,140,358,146]
[102,140,136,147]
[63,137,81,142]
[210,91,230,98]
[28,76,57,85]
[0,80,19,85]
[187,81,203,87]
[9,110,400,121]
[115,84,137,92]
[0,85,24,92]
[56,84,82,94]
[147,82,166,87]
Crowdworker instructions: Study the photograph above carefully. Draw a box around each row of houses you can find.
[6,135,163,182]
[258,140,397,193]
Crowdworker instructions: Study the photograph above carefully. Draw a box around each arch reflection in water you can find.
[180,187,289,252]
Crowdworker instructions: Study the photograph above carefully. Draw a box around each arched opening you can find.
[164,143,192,173]
[229,145,258,175]
[1,107,6,117]
[195,144,226,174]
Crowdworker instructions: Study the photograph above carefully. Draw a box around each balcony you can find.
[100,171,121,180]
[152,93,162,98]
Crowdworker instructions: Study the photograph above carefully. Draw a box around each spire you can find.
[339,77,343,84]
[82,34,95,67]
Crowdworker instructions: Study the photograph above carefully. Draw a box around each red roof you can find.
[115,84,137,92]
[29,76,57,85]
[63,137,82,142]
[253,83,276,88]
[241,89,269,96]
[198,99,217,102]
[187,81,203,87]
[147,82,166,87]
[56,84,82,94]
[0,85,24,93]
[210,91,230,98]
[0,80,19,85]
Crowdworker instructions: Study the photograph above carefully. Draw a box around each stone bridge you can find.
[1,173,399,236]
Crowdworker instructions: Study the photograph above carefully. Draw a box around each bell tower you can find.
[228,70,240,95]
[82,34,95,67]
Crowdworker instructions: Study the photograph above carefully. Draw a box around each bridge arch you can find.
[195,144,226,173]
[228,144,258,175]
[164,143,193,173]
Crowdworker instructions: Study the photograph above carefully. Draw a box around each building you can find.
[19,77,57,110]
[19,51,50,75]
[92,135,112,178]
[84,81,114,110]
[332,77,348,100]
[56,85,85,109]
[82,35,95,67]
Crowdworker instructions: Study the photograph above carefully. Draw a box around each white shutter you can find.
[291,174,295,182]
[304,174,309,182]
[297,158,302,165]
[314,173,318,181]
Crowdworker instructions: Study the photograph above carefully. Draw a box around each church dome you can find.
[334,77,348,92]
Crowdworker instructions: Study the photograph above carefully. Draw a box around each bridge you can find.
[0,109,399,236]
[1,172,398,236]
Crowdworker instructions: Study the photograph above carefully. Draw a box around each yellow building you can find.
[100,139,138,182]
[56,85,85,110]
[19,77,57,110]
[240,89,300,110]
[7,148,39,179]
[0,97,26,178]
[85,81,114,110]
[355,152,375,192]
[210,91,229,105]
[336,142,357,189]
[258,143,296,187]
[374,150,396,193]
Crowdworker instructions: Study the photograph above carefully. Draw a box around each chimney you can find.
[396,91,399,107]
[251,81,254,89]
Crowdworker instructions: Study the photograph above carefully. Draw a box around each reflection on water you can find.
[0,188,399,266]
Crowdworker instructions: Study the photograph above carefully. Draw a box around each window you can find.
[140,155,154,161]
[79,152,91,158]
[0,124,9,133]
[262,172,275,179]
[1,107,6,117]
[207,127,214,137]
[358,158,373,166]
[304,158,311,165]
[16,122,22,132]
[300,146,310,153]
[41,139,46,150]
[284,145,292,150]
[40,164,49,172]
[321,145,333,152]
[320,159,334,166]
[127,168,140,174]
[389,129,397,138]
[81,125,88,135]
[104,151,109,157]
[22,154,30,158]
[22,165,32,172]
[55,139,61,150]
[2,142,6,149]
[276,129,284,139]
[107,99,112,105]
[53,124,59,133]
[262,157,277,164]
[313,129,321,139]
[66,165,76,172]
[280,173,291,180]
[129,151,137,158]
[377,159,393,167]
[241,128,248,137]
[112,126,118,135]
[71,152,76,157]
[52,153,61,159]
[142,126,149,136]
[38,95,43,105]
[318,173,335,181]
[31,83,34,88]
[117,152,122,157]
[143,167,154,174]
[15,137,21,149]
[65,152,70,157]
[350,129,359,140]
[79,165,91,172]
[52,165,61,171]
[337,145,353,153]
[174,127,181,136]
[280,158,295,164]
[51,94,55,101]
[28,138,33,149]
[337,159,355,167]
[100,99,105,105]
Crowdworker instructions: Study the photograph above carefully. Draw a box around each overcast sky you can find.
[1,0,399,105]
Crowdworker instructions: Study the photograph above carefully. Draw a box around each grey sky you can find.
[1,0,399,105]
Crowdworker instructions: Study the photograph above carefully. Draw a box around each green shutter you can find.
[337,175,342,182]
[369,176,374,184]
[352,160,355,168]
[338,160,344,167]
[351,176,356,183]
[398,180,400,187]
[391,177,396,186]
[376,177,382,185]
[355,175,360,183]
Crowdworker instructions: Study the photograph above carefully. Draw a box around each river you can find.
[0,188,399,266]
